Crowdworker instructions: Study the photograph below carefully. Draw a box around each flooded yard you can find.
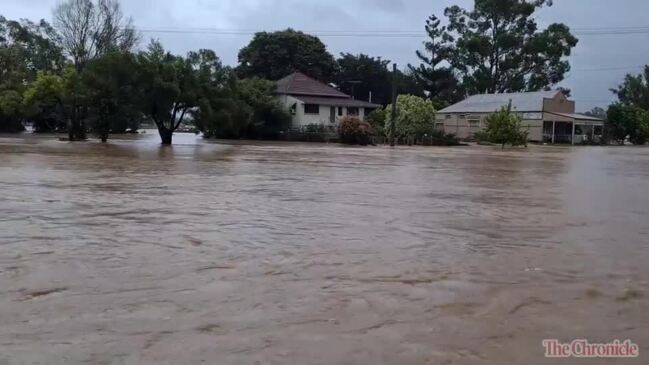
[1,132,648,364]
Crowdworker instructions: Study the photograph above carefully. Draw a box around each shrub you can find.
[483,101,529,148]
[338,116,374,145]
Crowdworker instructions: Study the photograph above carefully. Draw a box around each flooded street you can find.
[1,132,648,364]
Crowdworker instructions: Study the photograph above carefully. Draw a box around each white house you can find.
[437,90,605,144]
[275,72,380,128]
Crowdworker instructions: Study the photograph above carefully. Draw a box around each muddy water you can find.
[1,132,648,364]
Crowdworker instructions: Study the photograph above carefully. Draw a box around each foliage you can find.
[438,0,578,94]
[483,101,529,148]
[408,14,462,107]
[606,104,649,145]
[338,116,374,145]
[136,40,214,144]
[424,129,461,146]
[610,65,649,110]
[384,95,437,140]
[237,29,337,81]
[53,0,138,70]
[584,107,607,120]
[366,108,386,136]
[22,69,81,133]
[236,78,291,138]
[335,53,391,105]
[0,16,65,80]
[81,51,140,141]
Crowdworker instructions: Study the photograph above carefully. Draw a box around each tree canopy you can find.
[335,53,392,105]
[408,15,462,107]
[413,0,578,99]
[237,29,337,82]
[611,66,649,110]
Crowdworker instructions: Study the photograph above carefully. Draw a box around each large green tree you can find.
[610,65,649,110]
[237,29,337,81]
[441,0,578,94]
[137,41,226,145]
[335,53,391,104]
[0,16,65,80]
[408,15,462,107]
[23,67,82,137]
[606,104,649,145]
[82,51,140,141]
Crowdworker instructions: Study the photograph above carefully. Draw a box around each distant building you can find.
[437,90,604,144]
[276,72,380,128]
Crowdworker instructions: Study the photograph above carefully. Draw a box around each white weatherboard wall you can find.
[277,95,366,128]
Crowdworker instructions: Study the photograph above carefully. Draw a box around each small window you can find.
[338,107,343,116]
[468,119,480,129]
[304,104,319,115]
[435,122,444,129]
[445,114,451,119]
[347,107,359,116]
[459,114,466,119]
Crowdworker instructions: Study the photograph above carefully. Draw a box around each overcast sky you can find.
[5,0,649,111]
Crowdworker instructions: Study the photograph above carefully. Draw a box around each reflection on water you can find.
[1,132,648,364]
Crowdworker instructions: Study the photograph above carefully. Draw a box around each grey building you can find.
[437,90,604,144]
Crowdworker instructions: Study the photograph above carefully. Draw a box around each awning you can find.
[292,95,381,109]
[547,112,604,123]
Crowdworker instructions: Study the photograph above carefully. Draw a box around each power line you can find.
[570,65,646,72]
[132,25,649,38]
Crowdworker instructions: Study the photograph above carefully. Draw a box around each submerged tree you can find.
[82,51,139,142]
[408,15,461,107]
[23,67,83,138]
[237,29,337,81]
[441,0,578,94]
[483,101,529,148]
[606,104,649,145]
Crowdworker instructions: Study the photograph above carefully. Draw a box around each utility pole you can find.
[389,63,398,147]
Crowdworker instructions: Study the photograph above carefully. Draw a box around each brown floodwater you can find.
[1,131,648,364]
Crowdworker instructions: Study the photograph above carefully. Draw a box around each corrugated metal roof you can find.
[293,95,380,108]
[276,72,349,98]
[438,90,561,113]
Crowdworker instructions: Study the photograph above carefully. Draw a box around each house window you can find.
[304,104,319,115]
[459,114,466,119]
[468,119,480,129]
[347,107,359,116]
[445,114,451,119]
[338,107,343,116]
[435,122,444,130]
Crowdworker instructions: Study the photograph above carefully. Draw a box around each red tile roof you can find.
[276,72,350,98]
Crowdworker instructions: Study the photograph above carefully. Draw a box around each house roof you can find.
[276,72,350,98]
[438,90,562,114]
[549,112,604,122]
[293,95,380,108]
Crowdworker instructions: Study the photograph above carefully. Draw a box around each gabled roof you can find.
[438,90,562,113]
[276,72,350,98]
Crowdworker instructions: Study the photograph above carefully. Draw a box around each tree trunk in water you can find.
[159,127,173,145]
